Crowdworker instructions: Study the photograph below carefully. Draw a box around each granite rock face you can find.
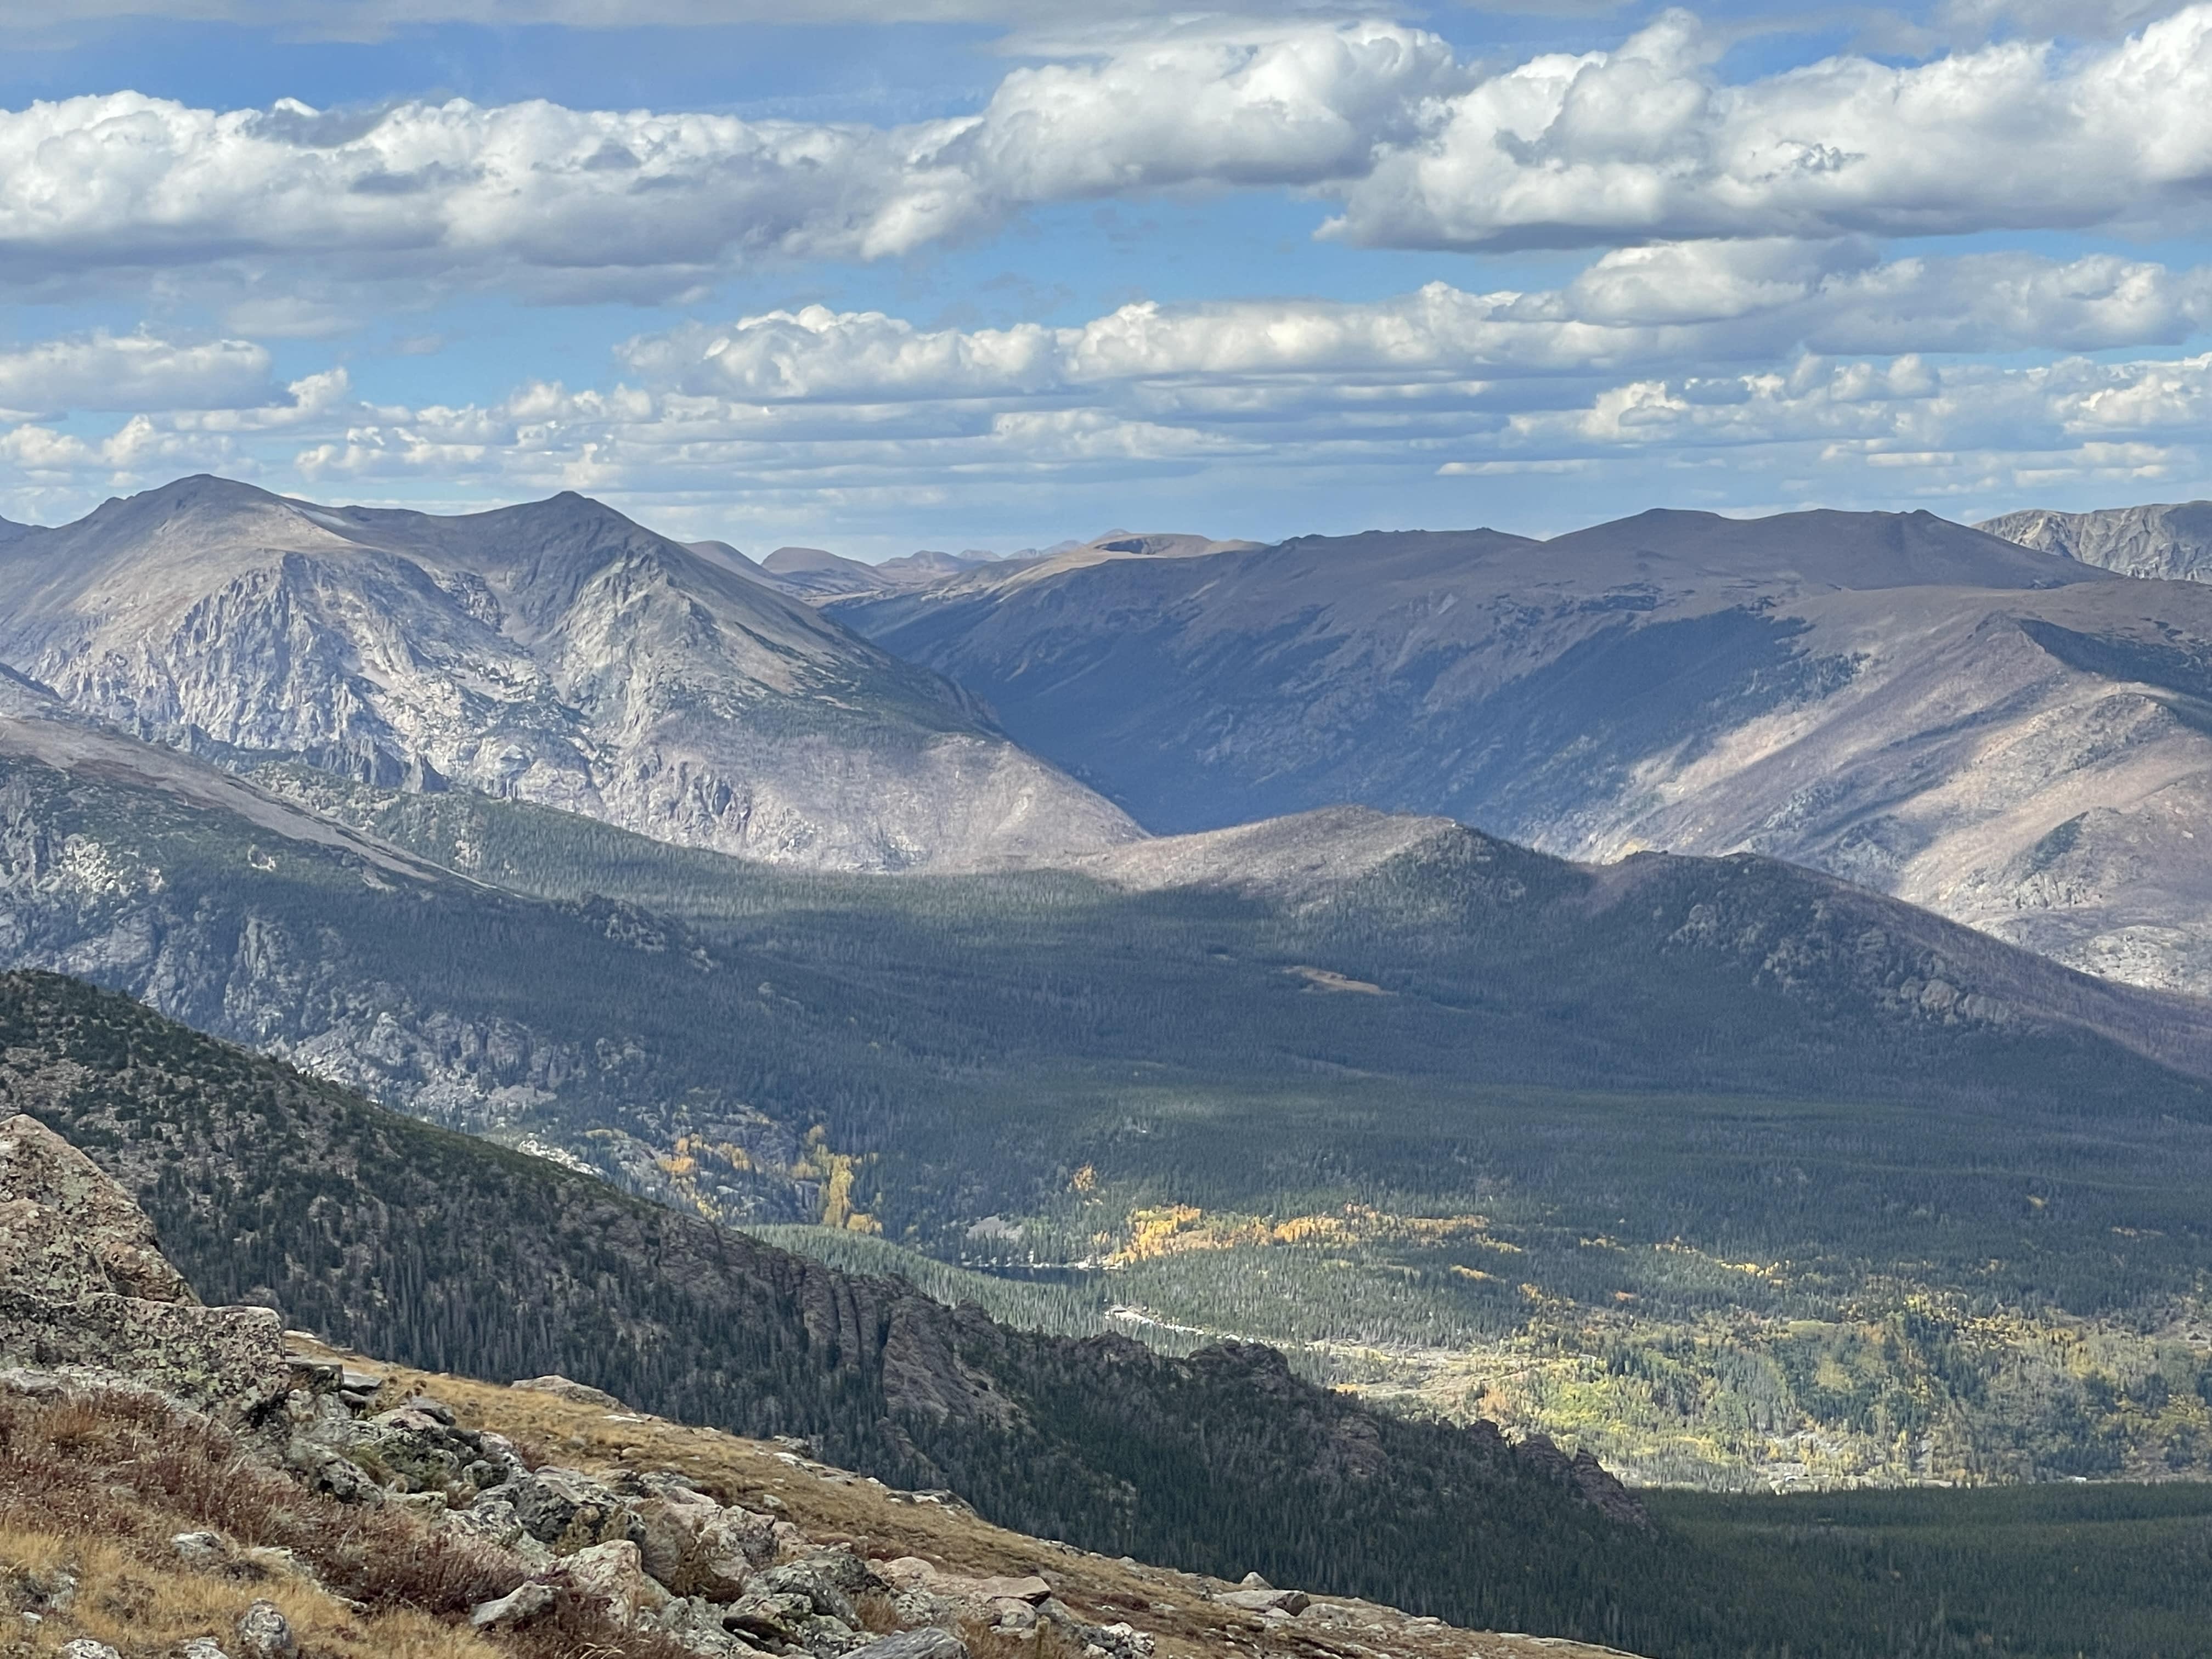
[1982,499,2212,583]
[0,1113,287,1414]
[0,476,1136,874]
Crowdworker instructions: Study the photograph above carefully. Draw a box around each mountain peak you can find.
[0,475,1138,874]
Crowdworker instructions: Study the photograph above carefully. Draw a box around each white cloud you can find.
[1330,6,2212,249]
[0,22,1451,292]
[7,8,2212,289]
[0,331,273,419]
[5,244,2210,527]
[619,245,2212,409]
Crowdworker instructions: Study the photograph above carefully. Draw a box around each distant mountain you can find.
[682,537,767,578]
[757,531,1261,607]
[837,507,2212,996]
[0,514,27,546]
[1980,499,2212,583]
[0,476,1136,872]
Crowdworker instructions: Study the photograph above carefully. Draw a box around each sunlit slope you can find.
[9,704,2212,1483]
[838,509,2212,996]
[0,476,1136,872]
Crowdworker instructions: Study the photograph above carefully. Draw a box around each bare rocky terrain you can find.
[0,478,1135,874]
[838,507,2212,995]
[1982,499,2212,583]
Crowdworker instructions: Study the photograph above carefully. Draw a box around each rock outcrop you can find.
[0,1113,288,1415]
[1981,499,2212,584]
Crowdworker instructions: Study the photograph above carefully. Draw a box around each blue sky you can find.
[1,0,2208,556]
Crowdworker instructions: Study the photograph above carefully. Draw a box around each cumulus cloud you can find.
[1329,6,2212,249]
[0,331,273,419]
[9,239,2206,532]
[618,245,2212,410]
[0,22,1451,291]
[8,8,2212,289]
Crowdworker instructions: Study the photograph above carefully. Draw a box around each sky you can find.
[1,1,2210,556]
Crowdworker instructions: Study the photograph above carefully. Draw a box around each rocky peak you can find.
[0,476,1141,873]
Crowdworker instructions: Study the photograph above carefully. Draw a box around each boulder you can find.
[725,1590,815,1644]
[443,1495,530,1554]
[0,1115,193,1302]
[968,1574,1050,1604]
[1218,1587,1310,1615]
[177,1641,233,1659]
[59,1643,121,1659]
[555,1539,654,1627]
[749,1560,859,1627]
[850,1632,968,1659]
[512,1465,639,1552]
[172,1530,227,1564]
[234,1599,297,1659]
[471,1581,557,1630]
[0,1116,287,1415]
[511,1374,619,1407]
[876,1558,1048,1613]
[637,1496,772,1601]
[654,1595,753,1658]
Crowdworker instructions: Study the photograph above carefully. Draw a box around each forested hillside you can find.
[0,969,1671,1636]
[13,710,2212,1485]
[17,968,2212,1658]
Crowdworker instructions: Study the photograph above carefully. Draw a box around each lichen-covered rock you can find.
[470,1581,557,1630]
[0,1287,287,1415]
[850,1631,968,1659]
[0,1114,193,1302]
[235,1599,297,1659]
[749,1560,860,1627]
[654,1595,753,1658]
[512,1465,640,1553]
[552,1539,657,1628]
[0,1115,289,1416]
[637,1493,774,1602]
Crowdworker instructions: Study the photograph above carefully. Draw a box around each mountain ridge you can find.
[1980,499,2212,583]
[834,506,2212,995]
[0,475,1138,874]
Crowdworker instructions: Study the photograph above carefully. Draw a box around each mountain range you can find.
[8,646,2212,1482]
[0,476,1133,873]
[13,475,2212,1494]
[837,507,2212,996]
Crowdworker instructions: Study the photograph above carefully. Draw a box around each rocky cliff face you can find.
[1981,500,2212,583]
[0,477,1136,874]
[837,508,2212,996]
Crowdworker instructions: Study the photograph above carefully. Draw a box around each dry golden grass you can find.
[0,1517,503,1659]
[0,1380,680,1659]
[303,1340,1638,1659]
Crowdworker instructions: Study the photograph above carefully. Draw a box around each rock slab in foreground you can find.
[0,1112,289,1414]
